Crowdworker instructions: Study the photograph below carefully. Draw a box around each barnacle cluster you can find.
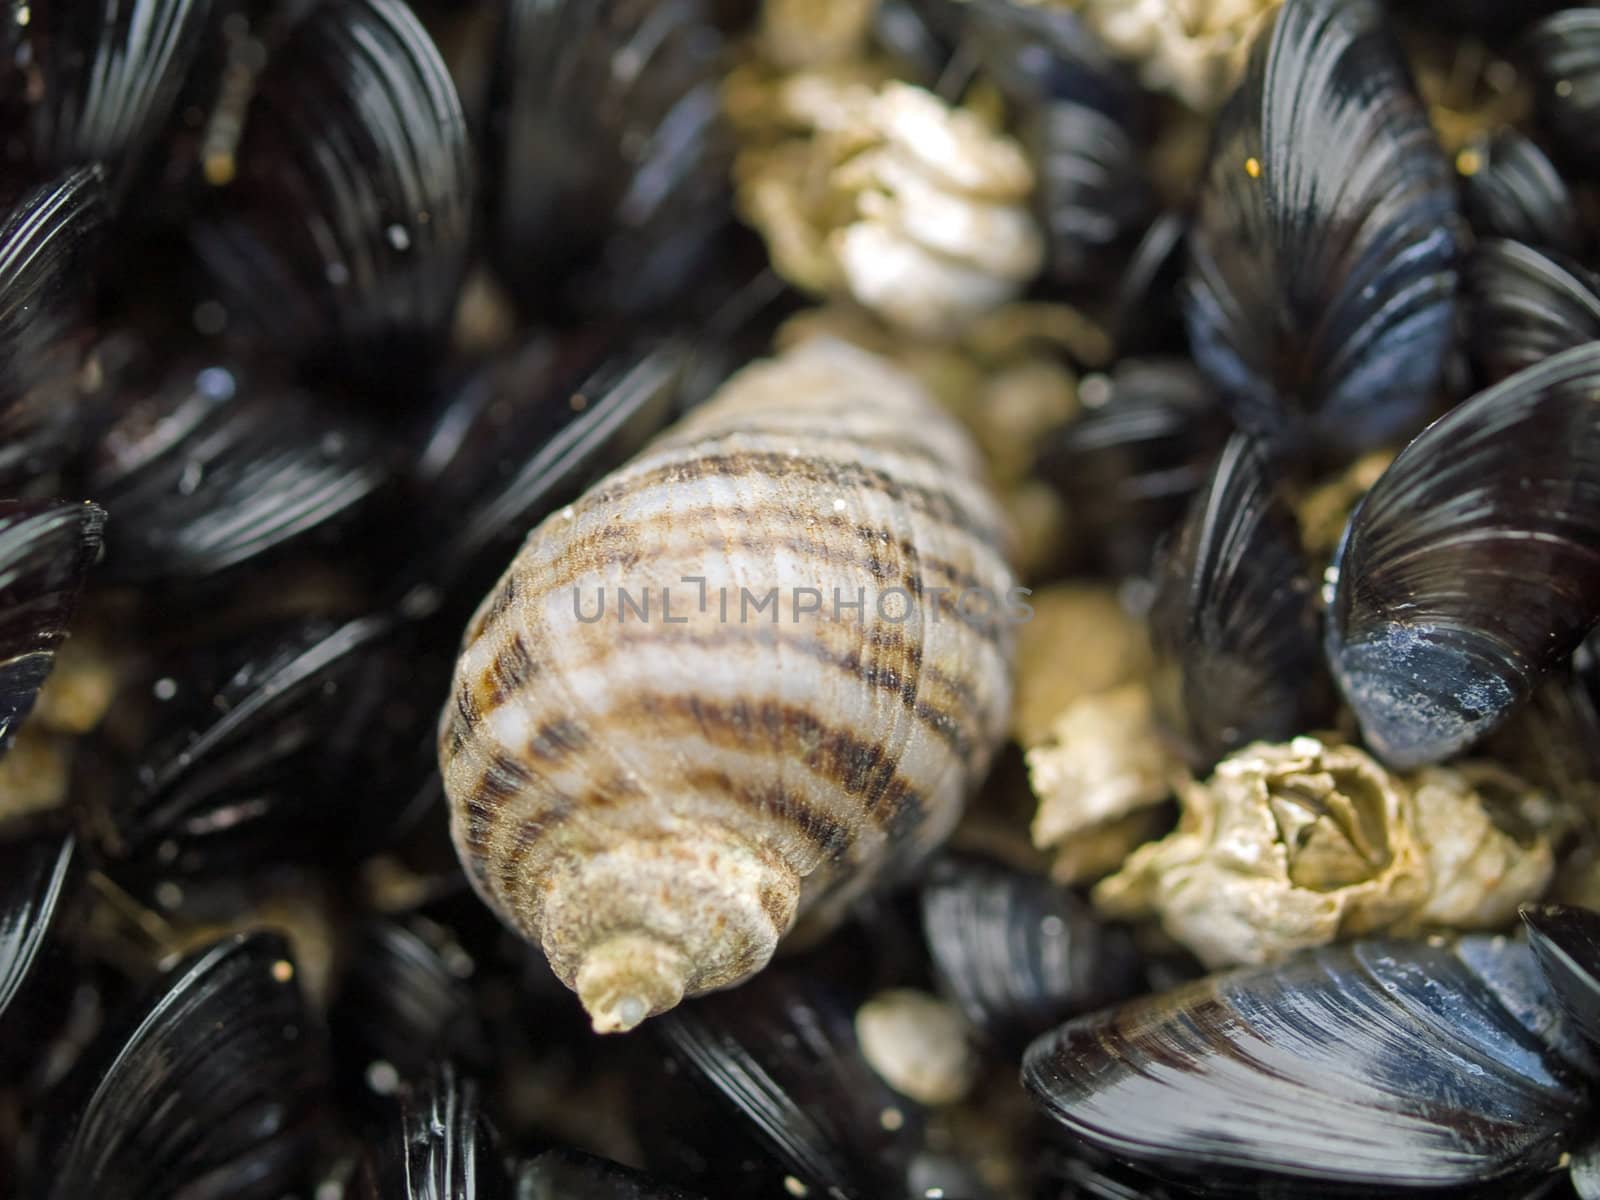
[729,69,1045,336]
[1096,736,1557,966]
[1031,0,1280,109]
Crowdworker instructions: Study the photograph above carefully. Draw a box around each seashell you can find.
[439,337,1016,1033]
[1465,238,1600,387]
[192,0,474,396]
[484,0,733,321]
[1033,357,1228,578]
[1523,9,1600,177]
[409,336,690,611]
[95,614,437,883]
[1148,433,1333,770]
[0,501,107,758]
[1324,341,1600,769]
[85,358,392,587]
[1523,903,1600,1050]
[919,853,1144,1048]
[1182,0,1464,458]
[3,0,211,202]
[28,931,324,1200]
[1022,933,1595,1195]
[654,960,932,1200]
[355,1062,512,1200]
[517,1149,710,1200]
[0,169,107,493]
[0,833,80,1076]
[854,987,977,1105]
[1458,129,1583,257]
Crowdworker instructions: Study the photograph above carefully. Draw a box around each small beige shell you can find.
[439,339,1017,1032]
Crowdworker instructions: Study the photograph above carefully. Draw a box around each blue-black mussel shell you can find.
[1023,934,1595,1197]
[482,0,732,323]
[1459,129,1584,259]
[1325,341,1600,769]
[1035,358,1229,579]
[24,931,325,1200]
[1149,433,1333,770]
[354,1061,513,1199]
[0,500,105,757]
[1466,238,1600,387]
[1184,0,1464,460]
[190,0,475,399]
[919,853,1144,1052]
[0,169,107,494]
[82,612,441,885]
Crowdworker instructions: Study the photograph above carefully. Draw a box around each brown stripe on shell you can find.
[618,692,929,836]
[527,508,1011,646]
[586,449,1009,550]
[572,623,980,762]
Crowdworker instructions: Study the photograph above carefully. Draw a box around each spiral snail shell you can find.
[438,338,1018,1032]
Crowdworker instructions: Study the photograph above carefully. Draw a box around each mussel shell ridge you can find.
[1023,936,1593,1196]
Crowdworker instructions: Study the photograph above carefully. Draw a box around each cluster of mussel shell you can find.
[9,0,1600,1197]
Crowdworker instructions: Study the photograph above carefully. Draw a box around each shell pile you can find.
[6,0,1600,1198]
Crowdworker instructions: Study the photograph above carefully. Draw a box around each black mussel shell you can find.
[1035,358,1229,578]
[192,0,474,396]
[92,614,437,881]
[0,0,211,202]
[0,833,80,1075]
[1523,10,1600,178]
[1184,0,1463,458]
[355,1062,512,1199]
[1038,1141,1207,1200]
[919,854,1143,1050]
[653,965,929,1200]
[329,914,495,1118]
[1459,130,1583,258]
[944,0,1134,115]
[27,931,324,1200]
[1023,936,1594,1196]
[408,336,689,611]
[0,500,106,756]
[943,0,1150,288]
[1524,904,1600,1051]
[0,168,108,493]
[1325,341,1600,769]
[873,0,951,82]
[1029,96,1155,291]
[84,358,393,586]
[1466,239,1600,387]
[518,1150,709,1200]
[483,0,731,322]
[1108,211,1188,357]
[1149,433,1333,769]
[1387,0,1568,38]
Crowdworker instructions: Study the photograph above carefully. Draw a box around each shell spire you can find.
[438,338,1017,1031]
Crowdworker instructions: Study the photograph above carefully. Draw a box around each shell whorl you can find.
[438,337,1017,1031]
